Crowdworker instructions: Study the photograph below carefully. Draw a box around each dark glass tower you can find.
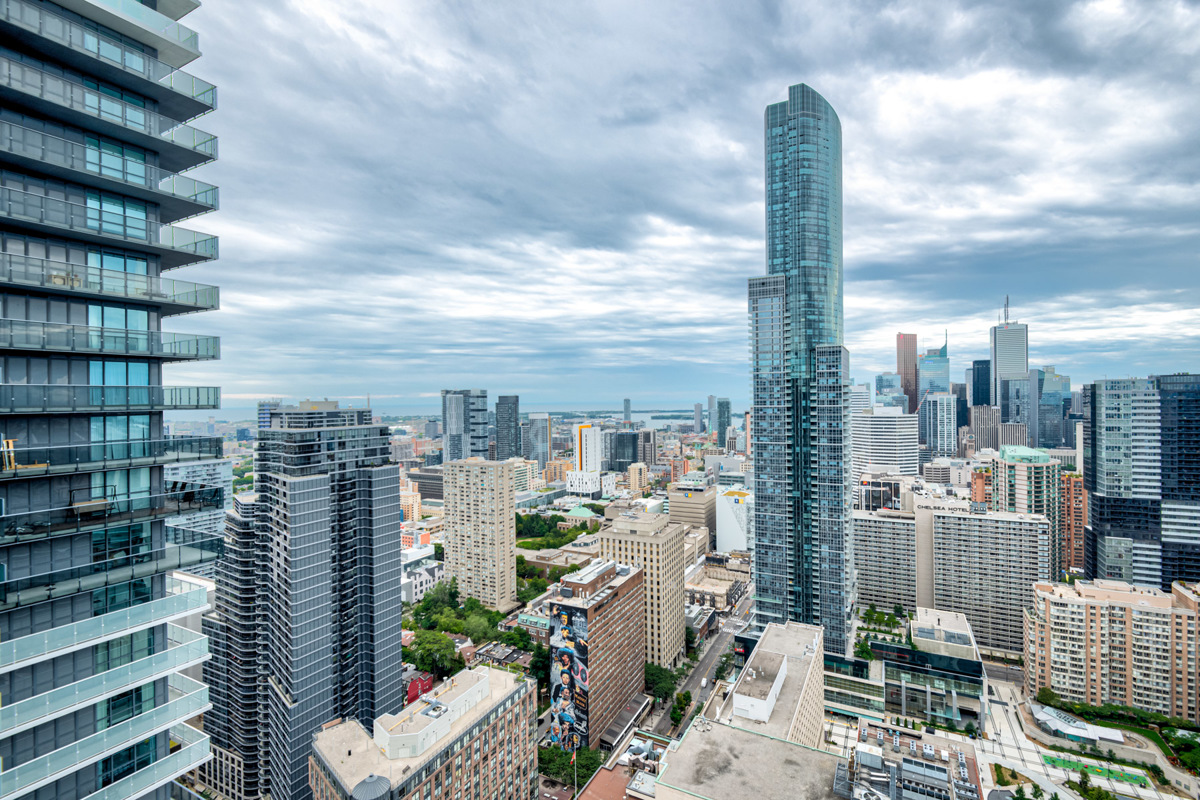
[0,2,222,798]
[494,394,520,460]
[750,84,854,655]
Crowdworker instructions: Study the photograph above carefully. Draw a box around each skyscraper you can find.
[916,339,950,445]
[204,402,406,800]
[851,407,919,485]
[444,458,519,612]
[971,359,991,407]
[440,388,487,461]
[623,397,632,422]
[716,397,731,448]
[750,83,854,655]
[527,411,552,469]
[919,393,958,459]
[495,394,520,460]
[693,402,703,433]
[0,2,224,797]
[990,306,1029,409]
[897,333,918,413]
[1031,366,1070,449]
[708,394,717,434]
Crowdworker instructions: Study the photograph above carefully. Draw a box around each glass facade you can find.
[751,84,854,655]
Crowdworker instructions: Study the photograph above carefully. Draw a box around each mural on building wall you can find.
[548,602,589,750]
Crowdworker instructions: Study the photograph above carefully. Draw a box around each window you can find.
[86,191,148,239]
[84,135,147,185]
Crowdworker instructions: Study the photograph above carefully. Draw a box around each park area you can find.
[1042,755,1149,787]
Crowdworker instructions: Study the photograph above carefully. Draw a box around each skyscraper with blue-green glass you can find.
[749,84,854,656]
[0,1,222,797]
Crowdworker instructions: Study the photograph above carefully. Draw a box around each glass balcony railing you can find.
[0,384,220,413]
[0,121,218,217]
[0,674,209,799]
[0,481,224,544]
[0,187,217,266]
[0,254,219,314]
[88,0,201,55]
[84,724,210,800]
[0,319,218,361]
[0,435,223,477]
[0,625,207,737]
[0,0,214,112]
[0,527,222,610]
[0,576,208,668]
[0,55,215,166]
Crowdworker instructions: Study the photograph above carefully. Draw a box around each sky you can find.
[170,0,1200,413]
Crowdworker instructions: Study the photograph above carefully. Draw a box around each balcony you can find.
[0,121,217,222]
[0,187,217,268]
[0,384,219,413]
[85,724,211,800]
[0,54,215,171]
[0,254,218,316]
[0,527,222,610]
[0,0,214,119]
[0,674,210,800]
[0,624,207,737]
[0,575,209,670]
[0,435,222,478]
[0,482,224,545]
[50,0,201,69]
[0,319,218,361]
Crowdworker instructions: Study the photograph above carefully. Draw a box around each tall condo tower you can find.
[0,2,224,799]
[440,388,487,461]
[202,402,406,800]
[750,83,855,655]
[494,394,520,460]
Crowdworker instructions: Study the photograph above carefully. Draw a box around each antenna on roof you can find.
[1004,295,1010,325]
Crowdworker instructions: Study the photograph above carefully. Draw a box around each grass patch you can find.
[1042,755,1148,786]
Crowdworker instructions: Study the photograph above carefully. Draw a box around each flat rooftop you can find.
[730,622,822,740]
[657,720,841,800]
[311,667,520,792]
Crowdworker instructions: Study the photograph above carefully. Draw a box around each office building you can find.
[897,333,918,413]
[440,388,487,462]
[600,512,686,667]
[667,473,717,533]
[875,371,905,408]
[637,427,657,465]
[749,84,855,656]
[535,560,645,750]
[613,429,639,473]
[716,486,753,553]
[999,422,1028,447]
[309,667,536,800]
[623,397,631,422]
[1084,375,1200,590]
[969,405,1000,452]
[850,406,918,485]
[1025,580,1200,723]
[165,456,233,580]
[495,394,520,461]
[990,312,1029,407]
[444,458,518,612]
[971,359,991,407]
[0,2,227,797]
[951,382,968,430]
[203,402,405,800]
[919,392,957,458]
[628,461,648,494]
[1032,367,1070,449]
[917,339,950,409]
[715,397,731,448]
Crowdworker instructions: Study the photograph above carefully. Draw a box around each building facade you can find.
[990,321,1029,409]
[715,397,731,448]
[0,2,226,797]
[991,445,1062,575]
[440,388,487,462]
[495,394,520,461]
[897,333,918,414]
[969,404,1000,452]
[971,359,991,407]
[444,457,518,612]
[918,392,957,459]
[851,405,918,487]
[750,84,855,656]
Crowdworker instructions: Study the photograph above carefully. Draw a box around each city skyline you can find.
[169,1,1198,406]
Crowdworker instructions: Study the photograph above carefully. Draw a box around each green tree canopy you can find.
[409,629,465,678]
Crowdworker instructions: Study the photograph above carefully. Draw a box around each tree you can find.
[965,721,976,737]
[1032,783,1044,800]
[1014,786,1027,800]
[530,644,552,697]
[501,626,533,651]
[893,603,906,619]
[1078,770,1090,790]
[670,706,683,727]
[685,626,697,654]
[645,662,679,703]
[409,629,465,678]
[433,542,444,561]
[1051,793,1060,800]
[854,638,874,661]
[1036,686,1061,706]
[464,613,496,643]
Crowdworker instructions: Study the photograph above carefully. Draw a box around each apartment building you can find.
[1062,472,1088,575]
[444,457,519,612]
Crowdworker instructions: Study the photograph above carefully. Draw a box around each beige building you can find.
[1025,580,1200,723]
[667,477,717,532]
[444,458,519,612]
[731,622,825,747]
[628,461,649,493]
[600,511,686,668]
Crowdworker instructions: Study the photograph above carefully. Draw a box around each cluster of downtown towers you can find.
[0,5,1194,800]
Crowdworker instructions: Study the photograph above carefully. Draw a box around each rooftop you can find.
[998,445,1052,464]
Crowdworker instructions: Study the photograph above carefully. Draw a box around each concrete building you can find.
[440,388,488,462]
[1025,580,1200,723]
[628,461,649,494]
[851,406,918,485]
[991,445,1062,574]
[309,667,536,800]
[0,1,225,797]
[684,558,750,612]
[732,622,825,747]
[715,486,753,553]
[526,411,553,469]
[600,512,686,667]
[969,404,1001,452]
[990,318,1029,408]
[667,475,717,533]
[203,403,406,800]
[919,392,957,458]
[851,508,919,614]
[539,560,645,750]
[624,398,631,422]
[1062,472,1088,574]
[898,333,919,414]
[999,422,1028,447]
[444,457,519,612]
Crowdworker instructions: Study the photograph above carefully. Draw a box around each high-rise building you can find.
[1084,374,1200,590]
[1031,367,1070,449]
[990,316,1029,408]
[1062,472,1088,575]
[991,445,1063,575]
[527,411,552,469]
[693,403,703,433]
[917,339,950,407]
[574,423,601,472]
[919,393,957,459]
[440,388,487,462]
[623,397,632,422]
[600,512,686,668]
[204,402,406,800]
[971,359,991,407]
[951,382,969,430]
[165,456,233,580]
[444,458,518,612]
[716,487,754,553]
[850,406,919,486]
[612,430,639,473]
[708,395,717,435]
[258,399,282,430]
[969,405,1001,452]
[750,84,855,656]
[667,473,717,533]
[637,427,658,465]
[999,422,1028,448]
[0,3,226,797]
[875,371,906,408]
[495,394,520,460]
[897,333,918,414]
[628,462,649,494]
[716,397,731,448]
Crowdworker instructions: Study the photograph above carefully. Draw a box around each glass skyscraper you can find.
[750,83,854,656]
[0,1,222,798]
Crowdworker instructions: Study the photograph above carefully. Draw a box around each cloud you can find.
[166,0,1200,412]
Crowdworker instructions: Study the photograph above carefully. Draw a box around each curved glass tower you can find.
[750,84,855,655]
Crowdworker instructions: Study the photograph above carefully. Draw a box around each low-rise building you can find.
[668,474,718,532]
[309,667,536,800]
[684,559,749,612]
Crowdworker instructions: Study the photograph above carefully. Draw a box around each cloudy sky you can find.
[170,0,1200,413]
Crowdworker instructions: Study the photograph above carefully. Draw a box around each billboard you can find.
[548,601,590,751]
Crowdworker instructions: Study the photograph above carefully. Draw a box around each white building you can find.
[851,406,918,485]
[990,321,1029,404]
[715,486,753,553]
[919,392,957,458]
[575,423,602,472]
